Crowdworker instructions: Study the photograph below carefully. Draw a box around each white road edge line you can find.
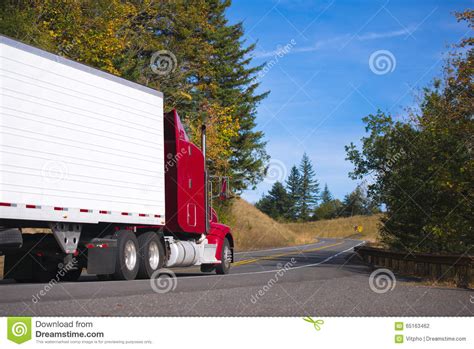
[173,240,366,280]
[232,240,367,276]
[234,240,325,255]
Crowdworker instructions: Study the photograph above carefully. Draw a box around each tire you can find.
[137,232,165,279]
[32,261,59,283]
[113,230,139,281]
[97,274,112,281]
[215,238,232,275]
[33,259,83,283]
[59,267,82,282]
[57,257,83,282]
[200,264,215,273]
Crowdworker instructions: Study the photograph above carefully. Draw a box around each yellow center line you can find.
[233,241,345,266]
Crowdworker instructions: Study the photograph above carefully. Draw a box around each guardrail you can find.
[354,246,473,288]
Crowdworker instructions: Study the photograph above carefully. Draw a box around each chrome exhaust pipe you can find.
[201,125,209,234]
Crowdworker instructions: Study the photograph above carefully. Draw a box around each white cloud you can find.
[254,27,414,58]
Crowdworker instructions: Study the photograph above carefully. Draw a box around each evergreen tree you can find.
[320,184,333,204]
[206,0,270,191]
[298,153,320,220]
[340,187,370,217]
[285,165,301,220]
[314,199,343,220]
[313,184,340,220]
[255,182,289,220]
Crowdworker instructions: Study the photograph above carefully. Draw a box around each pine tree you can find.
[255,182,289,220]
[320,184,333,204]
[314,199,343,221]
[298,153,320,220]
[341,187,369,217]
[313,183,339,220]
[285,166,301,220]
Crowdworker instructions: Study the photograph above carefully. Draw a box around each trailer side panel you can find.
[0,36,165,225]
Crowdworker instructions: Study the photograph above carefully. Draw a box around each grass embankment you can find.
[228,198,315,251]
[228,198,382,251]
[283,214,383,243]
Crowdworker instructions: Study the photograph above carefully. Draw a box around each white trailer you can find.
[0,35,166,229]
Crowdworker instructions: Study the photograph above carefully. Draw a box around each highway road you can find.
[0,238,472,316]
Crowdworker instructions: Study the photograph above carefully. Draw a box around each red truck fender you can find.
[207,222,234,263]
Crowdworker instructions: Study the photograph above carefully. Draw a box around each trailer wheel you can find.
[137,232,165,279]
[33,260,59,283]
[215,238,232,275]
[59,267,82,282]
[113,230,139,280]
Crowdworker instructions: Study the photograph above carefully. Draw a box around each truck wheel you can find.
[215,238,232,275]
[59,267,82,282]
[113,230,139,280]
[97,274,112,281]
[33,261,59,283]
[137,232,165,279]
[200,264,215,273]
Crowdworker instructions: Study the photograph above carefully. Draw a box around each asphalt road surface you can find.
[0,238,472,316]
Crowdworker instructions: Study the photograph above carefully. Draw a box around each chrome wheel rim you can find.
[148,241,160,270]
[124,240,137,271]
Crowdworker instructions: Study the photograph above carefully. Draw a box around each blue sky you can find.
[226,0,472,203]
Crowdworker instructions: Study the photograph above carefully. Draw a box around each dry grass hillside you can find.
[283,214,383,243]
[228,198,315,251]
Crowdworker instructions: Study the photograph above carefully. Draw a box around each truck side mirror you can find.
[219,177,228,200]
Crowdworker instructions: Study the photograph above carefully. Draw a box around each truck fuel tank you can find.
[165,237,219,267]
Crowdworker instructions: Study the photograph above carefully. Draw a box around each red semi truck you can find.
[0,36,234,282]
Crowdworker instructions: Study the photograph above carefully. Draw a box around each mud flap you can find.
[86,238,117,275]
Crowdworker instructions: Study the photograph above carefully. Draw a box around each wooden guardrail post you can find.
[455,265,470,288]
